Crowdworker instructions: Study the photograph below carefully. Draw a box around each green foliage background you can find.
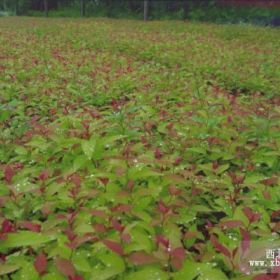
[0,16,280,279]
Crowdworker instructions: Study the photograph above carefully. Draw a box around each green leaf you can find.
[203,269,229,280]
[42,272,66,280]
[82,139,96,160]
[17,262,39,280]
[233,206,249,227]
[26,136,49,151]
[91,252,125,280]
[104,135,127,143]
[73,154,89,171]
[124,267,169,280]
[244,173,266,184]
[72,251,91,272]
[173,261,228,280]
[14,146,28,155]
[126,227,153,253]
[0,264,20,276]
[48,234,72,259]
[128,167,162,180]
[0,231,55,250]
[163,222,182,248]
[216,164,230,174]
[0,110,10,122]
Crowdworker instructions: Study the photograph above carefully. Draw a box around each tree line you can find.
[1,0,205,20]
[2,0,279,24]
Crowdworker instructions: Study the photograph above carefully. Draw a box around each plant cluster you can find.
[0,17,280,280]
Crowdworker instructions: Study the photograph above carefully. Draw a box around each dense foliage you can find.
[0,17,280,280]
[1,0,280,25]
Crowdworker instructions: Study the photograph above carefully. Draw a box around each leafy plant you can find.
[0,17,279,280]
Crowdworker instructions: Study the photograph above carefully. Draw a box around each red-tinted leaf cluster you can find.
[154,148,163,159]
[0,219,15,239]
[20,221,41,232]
[243,207,261,224]
[4,165,14,184]
[56,258,84,280]
[34,252,47,276]
[229,172,245,185]
[210,235,231,259]
[156,235,185,269]
[103,240,124,256]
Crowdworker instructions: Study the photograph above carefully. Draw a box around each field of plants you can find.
[0,17,280,280]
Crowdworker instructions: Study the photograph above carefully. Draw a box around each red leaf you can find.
[98,177,109,186]
[111,204,132,213]
[39,170,49,181]
[174,156,183,166]
[253,274,275,280]
[262,190,271,200]
[154,148,163,159]
[156,235,169,248]
[192,187,202,196]
[121,233,131,243]
[210,235,231,259]
[166,122,173,130]
[184,231,199,239]
[13,162,24,170]
[229,172,245,185]
[0,232,7,240]
[171,257,184,270]
[94,223,107,233]
[115,167,125,176]
[240,227,250,254]
[103,240,124,256]
[271,210,280,221]
[64,228,77,242]
[73,276,84,280]
[34,252,47,276]
[111,99,120,111]
[127,180,134,191]
[247,163,255,171]
[140,136,149,148]
[219,220,244,229]
[128,251,157,265]
[4,165,14,184]
[171,247,185,260]
[2,220,14,233]
[261,177,278,186]
[273,222,280,232]
[212,161,219,170]
[111,219,124,232]
[55,258,76,279]
[168,185,182,196]
[157,200,169,214]
[0,253,6,262]
[20,221,41,232]
[207,137,221,145]
[69,174,81,187]
[90,209,107,218]
[206,220,214,229]
[69,234,97,250]
[243,207,261,224]
[243,207,253,221]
